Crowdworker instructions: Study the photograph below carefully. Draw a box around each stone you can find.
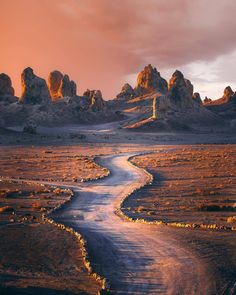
[204,97,212,104]
[48,71,77,100]
[166,70,195,111]
[185,79,194,96]
[134,64,168,95]
[192,92,202,105]
[222,86,234,103]
[157,70,197,117]
[48,70,63,100]
[21,67,50,104]
[116,83,135,100]
[84,89,105,111]
[0,73,15,97]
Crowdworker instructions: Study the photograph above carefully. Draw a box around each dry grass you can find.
[0,180,100,294]
[127,145,236,228]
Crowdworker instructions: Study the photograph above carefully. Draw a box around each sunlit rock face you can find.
[222,86,234,103]
[48,70,63,100]
[116,83,135,100]
[83,89,105,111]
[21,67,50,104]
[193,92,202,105]
[48,71,77,100]
[134,64,168,95]
[0,73,14,97]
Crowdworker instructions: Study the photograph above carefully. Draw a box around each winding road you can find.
[52,153,214,295]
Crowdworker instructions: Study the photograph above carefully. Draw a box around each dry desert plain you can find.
[0,128,236,295]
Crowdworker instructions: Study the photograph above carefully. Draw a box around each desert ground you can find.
[0,123,236,295]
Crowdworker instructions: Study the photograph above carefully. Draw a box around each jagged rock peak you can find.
[116,83,135,100]
[135,64,168,95]
[21,67,50,104]
[169,70,185,89]
[204,97,212,104]
[192,92,202,105]
[223,86,234,100]
[0,73,15,97]
[48,71,77,100]
[83,89,105,111]
[166,70,195,110]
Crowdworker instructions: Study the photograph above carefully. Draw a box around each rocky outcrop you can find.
[60,74,77,98]
[0,73,17,104]
[204,97,212,104]
[221,86,234,103]
[204,86,235,106]
[185,79,194,96]
[134,64,168,95]
[165,70,195,111]
[21,67,50,104]
[48,71,63,100]
[193,92,202,105]
[83,89,105,111]
[116,83,135,100]
[48,71,77,100]
[0,73,15,97]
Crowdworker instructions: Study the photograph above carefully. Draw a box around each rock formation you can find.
[0,73,15,97]
[221,86,234,103]
[185,79,194,96]
[21,67,50,104]
[204,97,212,104]
[83,89,105,111]
[165,70,195,111]
[134,64,168,95]
[204,86,235,106]
[192,92,202,105]
[48,71,77,100]
[116,83,135,100]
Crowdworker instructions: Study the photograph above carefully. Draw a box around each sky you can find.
[1,0,236,100]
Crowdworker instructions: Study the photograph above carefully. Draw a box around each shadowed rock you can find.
[116,83,135,100]
[134,64,168,95]
[83,89,105,111]
[165,70,195,111]
[48,71,77,100]
[0,73,14,97]
[193,92,202,105]
[21,67,50,104]
[185,79,194,96]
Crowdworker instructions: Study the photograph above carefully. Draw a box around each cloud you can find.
[0,0,236,98]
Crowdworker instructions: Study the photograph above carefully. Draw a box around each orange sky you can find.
[1,0,236,99]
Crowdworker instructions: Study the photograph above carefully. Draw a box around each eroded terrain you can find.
[126,145,236,228]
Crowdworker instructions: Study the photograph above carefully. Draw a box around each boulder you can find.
[48,70,63,100]
[83,89,105,111]
[204,97,212,104]
[0,73,14,97]
[48,71,77,100]
[221,86,234,103]
[116,83,135,100]
[134,64,168,95]
[193,92,202,105]
[185,79,194,96]
[21,67,50,104]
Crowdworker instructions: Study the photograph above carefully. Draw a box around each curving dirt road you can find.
[52,153,215,295]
